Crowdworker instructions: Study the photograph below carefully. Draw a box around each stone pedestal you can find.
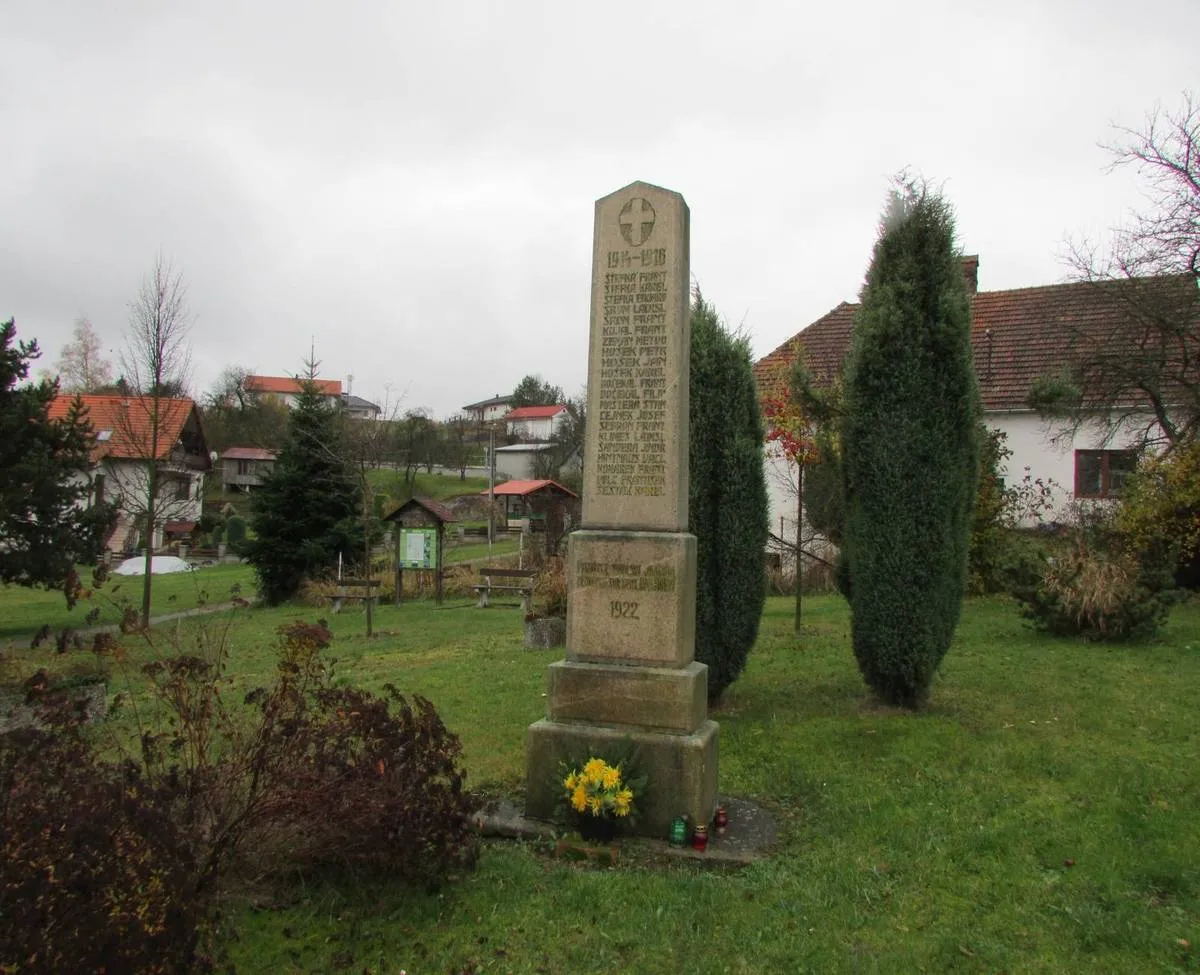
[525,181,716,838]
[526,719,717,837]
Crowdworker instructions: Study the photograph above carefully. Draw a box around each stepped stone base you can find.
[547,659,708,733]
[525,719,718,837]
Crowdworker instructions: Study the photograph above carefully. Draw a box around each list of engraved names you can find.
[596,247,670,497]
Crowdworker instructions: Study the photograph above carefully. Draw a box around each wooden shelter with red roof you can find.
[753,258,1199,543]
[482,479,579,544]
[48,394,211,553]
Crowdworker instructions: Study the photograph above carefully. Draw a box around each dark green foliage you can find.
[510,373,564,409]
[0,320,117,591]
[689,293,770,701]
[245,381,362,604]
[967,427,1056,594]
[0,709,211,974]
[224,514,247,551]
[840,186,981,707]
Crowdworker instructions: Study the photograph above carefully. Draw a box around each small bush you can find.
[531,556,567,618]
[0,712,210,974]
[225,514,247,550]
[258,682,482,884]
[140,620,480,890]
[1115,441,1200,589]
[211,524,224,546]
[1011,509,1177,641]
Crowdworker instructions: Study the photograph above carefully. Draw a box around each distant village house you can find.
[49,394,211,554]
[220,446,277,493]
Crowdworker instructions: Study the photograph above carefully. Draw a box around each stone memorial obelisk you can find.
[525,181,718,836]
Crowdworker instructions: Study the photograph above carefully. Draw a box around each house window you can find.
[237,460,251,475]
[1074,449,1137,499]
[175,479,191,502]
[92,473,106,505]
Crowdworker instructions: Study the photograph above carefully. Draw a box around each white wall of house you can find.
[762,408,1166,556]
[99,458,205,550]
[506,414,565,440]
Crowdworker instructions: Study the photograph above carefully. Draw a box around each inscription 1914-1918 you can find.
[595,256,671,498]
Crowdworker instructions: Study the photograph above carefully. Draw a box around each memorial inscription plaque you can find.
[583,183,690,533]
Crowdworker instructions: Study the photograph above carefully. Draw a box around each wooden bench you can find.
[330,578,381,614]
[473,568,536,612]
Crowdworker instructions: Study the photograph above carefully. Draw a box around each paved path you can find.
[8,598,260,649]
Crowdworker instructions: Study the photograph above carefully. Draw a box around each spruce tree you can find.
[246,378,362,604]
[0,320,116,590]
[689,293,770,701]
[841,184,980,708]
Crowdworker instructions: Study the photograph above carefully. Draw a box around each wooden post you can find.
[436,523,444,605]
[394,529,403,607]
[794,463,804,636]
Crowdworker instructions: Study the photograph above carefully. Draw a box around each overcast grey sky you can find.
[2,0,1197,415]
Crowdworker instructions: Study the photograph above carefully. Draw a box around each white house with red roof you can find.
[503,404,569,441]
[48,394,211,553]
[753,258,1197,553]
[245,375,342,409]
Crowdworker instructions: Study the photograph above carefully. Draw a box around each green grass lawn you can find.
[0,563,257,644]
[9,592,1200,972]
[366,468,493,503]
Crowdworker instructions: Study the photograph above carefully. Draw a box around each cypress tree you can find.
[246,379,362,604]
[689,292,770,702]
[841,184,980,708]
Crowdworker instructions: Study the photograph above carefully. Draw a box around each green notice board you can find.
[398,528,437,569]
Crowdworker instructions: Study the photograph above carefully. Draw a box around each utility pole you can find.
[488,425,496,558]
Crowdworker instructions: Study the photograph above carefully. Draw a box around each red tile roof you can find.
[504,405,567,421]
[481,479,579,498]
[48,395,200,463]
[754,272,1199,412]
[221,446,277,461]
[382,496,457,523]
[246,375,342,397]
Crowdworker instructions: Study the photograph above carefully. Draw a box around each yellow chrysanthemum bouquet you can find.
[558,755,644,839]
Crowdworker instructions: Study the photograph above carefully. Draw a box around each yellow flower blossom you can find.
[563,773,578,791]
[571,785,588,812]
[613,789,633,817]
[583,758,608,781]
[601,765,621,789]
[588,796,603,816]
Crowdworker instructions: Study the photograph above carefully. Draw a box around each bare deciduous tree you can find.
[112,256,197,626]
[53,316,114,392]
[1042,92,1200,450]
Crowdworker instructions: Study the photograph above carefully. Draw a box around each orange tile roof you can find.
[754,273,1198,412]
[481,479,579,498]
[246,375,342,397]
[504,405,567,421]
[48,395,200,463]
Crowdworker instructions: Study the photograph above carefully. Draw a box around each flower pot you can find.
[524,616,566,649]
[577,816,617,843]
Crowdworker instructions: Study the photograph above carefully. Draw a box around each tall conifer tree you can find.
[841,183,980,707]
[246,375,361,604]
[689,293,770,701]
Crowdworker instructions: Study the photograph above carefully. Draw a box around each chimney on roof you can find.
[962,255,979,295]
